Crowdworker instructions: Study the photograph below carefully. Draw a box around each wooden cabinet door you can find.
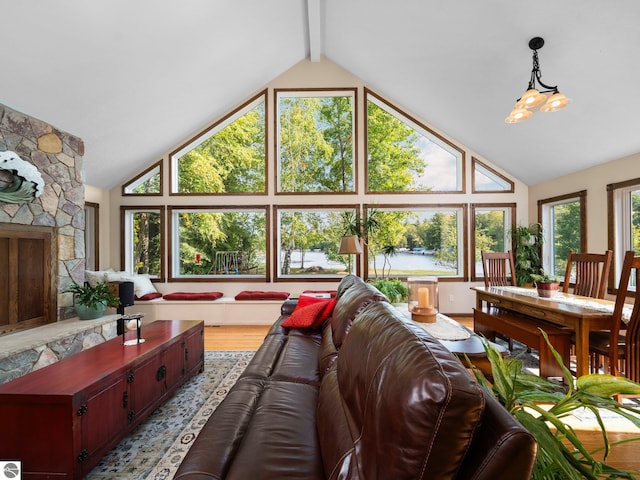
[129,354,163,423]
[81,375,128,475]
[184,326,204,375]
[162,340,185,392]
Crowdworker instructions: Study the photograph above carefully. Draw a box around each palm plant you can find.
[470,332,640,479]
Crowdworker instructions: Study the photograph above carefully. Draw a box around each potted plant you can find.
[511,223,543,287]
[469,332,640,479]
[64,281,120,320]
[368,278,409,304]
[530,272,561,298]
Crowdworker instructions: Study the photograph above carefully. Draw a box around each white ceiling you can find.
[1,0,639,189]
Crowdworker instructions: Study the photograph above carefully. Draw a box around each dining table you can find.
[471,286,622,377]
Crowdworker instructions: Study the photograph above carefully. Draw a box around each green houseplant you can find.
[469,332,640,479]
[65,281,120,320]
[530,272,561,298]
[511,223,544,287]
[368,278,409,303]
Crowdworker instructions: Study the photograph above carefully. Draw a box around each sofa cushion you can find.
[317,301,485,480]
[163,291,223,301]
[235,290,290,300]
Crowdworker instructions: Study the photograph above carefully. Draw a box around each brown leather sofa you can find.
[174,275,536,479]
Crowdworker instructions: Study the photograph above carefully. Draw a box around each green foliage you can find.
[367,100,424,192]
[511,223,544,286]
[470,332,640,479]
[177,102,265,193]
[368,278,408,303]
[279,96,353,192]
[475,210,507,262]
[530,272,560,283]
[552,201,581,277]
[64,281,120,309]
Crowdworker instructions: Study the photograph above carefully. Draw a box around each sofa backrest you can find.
[317,301,485,479]
[330,281,388,349]
[318,279,388,376]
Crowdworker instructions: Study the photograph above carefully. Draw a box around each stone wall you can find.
[0,103,85,320]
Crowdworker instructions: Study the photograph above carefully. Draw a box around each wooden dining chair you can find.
[480,251,517,349]
[481,250,517,288]
[563,249,613,299]
[589,250,640,380]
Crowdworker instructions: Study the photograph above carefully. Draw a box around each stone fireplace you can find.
[0,102,85,326]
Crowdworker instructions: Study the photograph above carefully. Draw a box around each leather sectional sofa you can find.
[174,275,537,479]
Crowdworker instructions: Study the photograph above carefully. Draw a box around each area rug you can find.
[86,350,254,480]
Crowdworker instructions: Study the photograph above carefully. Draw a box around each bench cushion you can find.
[162,291,223,301]
[234,290,290,300]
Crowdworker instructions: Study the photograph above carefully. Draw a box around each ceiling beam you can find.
[307,0,321,62]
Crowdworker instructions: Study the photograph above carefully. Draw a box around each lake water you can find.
[289,250,456,274]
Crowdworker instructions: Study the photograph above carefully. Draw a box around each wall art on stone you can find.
[0,150,45,203]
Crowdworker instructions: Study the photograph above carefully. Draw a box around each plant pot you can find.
[535,281,560,298]
[74,302,107,320]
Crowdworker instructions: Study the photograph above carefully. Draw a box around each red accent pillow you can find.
[163,292,223,301]
[282,298,337,329]
[135,292,163,301]
[234,291,290,300]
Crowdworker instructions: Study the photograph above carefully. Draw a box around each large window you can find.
[121,207,164,278]
[366,89,464,193]
[120,86,522,284]
[365,205,466,280]
[471,204,516,280]
[169,207,268,280]
[276,89,356,193]
[608,179,640,290]
[276,206,358,279]
[170,92,266,194]
[539,191,586,279]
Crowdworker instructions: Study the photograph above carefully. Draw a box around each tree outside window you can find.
[277,207,358,278]
[276,90,355,193]
[122,208,163,277]
[365,206,464,279]
[171,94,266,194]
[170,208,267,279]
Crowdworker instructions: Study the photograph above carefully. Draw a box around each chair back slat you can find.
[481,251,516,288]
[608,251,640,379]
[563,250,612,299]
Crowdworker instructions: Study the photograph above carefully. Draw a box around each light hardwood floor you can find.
[204,321,640,472]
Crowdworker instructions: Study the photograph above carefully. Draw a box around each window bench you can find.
[131,296,285,326]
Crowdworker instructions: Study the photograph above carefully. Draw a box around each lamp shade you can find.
[338,235,363,255]
[539,92,569,112]
[505,107,532,123]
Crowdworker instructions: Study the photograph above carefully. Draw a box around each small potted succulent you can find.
[64,281,120,320]
[530,272,560,298]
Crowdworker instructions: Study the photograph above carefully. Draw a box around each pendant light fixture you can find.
[505,37,569,124]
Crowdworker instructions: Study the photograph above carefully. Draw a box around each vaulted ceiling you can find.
[2,0,639,189]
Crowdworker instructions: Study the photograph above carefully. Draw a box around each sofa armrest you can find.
[281,299,298,316]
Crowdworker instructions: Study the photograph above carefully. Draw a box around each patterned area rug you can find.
[86,350,254,480]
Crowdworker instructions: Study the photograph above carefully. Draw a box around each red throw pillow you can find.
[163,292,223,301]
[135,292,163,301]
[282,298,337,329]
